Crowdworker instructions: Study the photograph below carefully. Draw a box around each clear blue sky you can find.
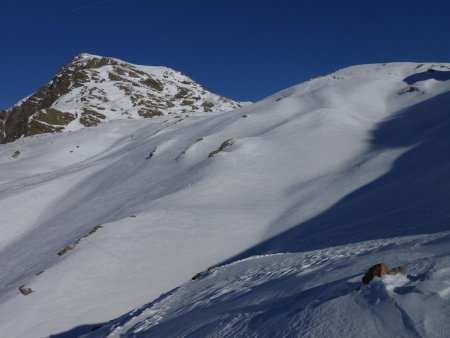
[2,0,450,109]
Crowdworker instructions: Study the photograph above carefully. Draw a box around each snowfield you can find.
[1,62,450,337]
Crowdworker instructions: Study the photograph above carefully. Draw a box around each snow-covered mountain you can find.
[1,62,450,337]
[0,53,244,143]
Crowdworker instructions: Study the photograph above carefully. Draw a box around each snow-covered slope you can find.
[93,232,450,337]
[1,62,450,337]
[0,53,244,143]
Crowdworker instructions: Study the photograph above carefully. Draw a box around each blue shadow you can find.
[404,68,450,85]
[225,87,450,261]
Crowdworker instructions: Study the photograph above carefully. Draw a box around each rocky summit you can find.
[0,53,245,143]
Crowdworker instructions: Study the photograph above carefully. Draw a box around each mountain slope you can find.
[1,62,450,337]
[93,232,450,337]
[0,53,244,143]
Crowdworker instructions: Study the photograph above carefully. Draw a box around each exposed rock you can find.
[19,285,33,296]
[406,86,419,93]
[57,245,74,256]
[58,224,104,256]
[26,119,65,136]
[362,263,389,284]
[145,147,157,160]
[138,109,163,118]
[108,72,122,81]
[25,108,76,136]
[88,224,103,235]
[80,109,106,127]
[0,54,114,143]
[175,137,204,161]
[174,88,190,99]
[201,101,214,112]
[181,99,195,106]
[208,139,235,158]
[192,266,215,280]
[399,86,420,95]
[29,108,75,126]
[191,272,205,280]
[0,53,246,144]
[139,77,164,91]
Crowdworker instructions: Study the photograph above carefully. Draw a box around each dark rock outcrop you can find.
[0,54,117,143]
[19,285,33,296]
[0,54,119,143]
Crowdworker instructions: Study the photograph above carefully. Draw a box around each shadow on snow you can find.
[226,84,450,262]
[403,69,450,85]
[48,322,106,338]
[23,75,450,336]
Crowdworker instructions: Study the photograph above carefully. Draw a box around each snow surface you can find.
[93,232,450,337]
[1,62,450,337]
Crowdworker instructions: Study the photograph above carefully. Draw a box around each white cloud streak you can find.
[69,0,116,13]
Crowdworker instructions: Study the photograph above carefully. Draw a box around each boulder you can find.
[362,263,390,284]
[19,285,33,296]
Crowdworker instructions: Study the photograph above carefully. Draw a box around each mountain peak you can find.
[0,54,245,144]
[77,52,103,59]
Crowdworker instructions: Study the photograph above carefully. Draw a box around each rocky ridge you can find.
[0,53,245,143]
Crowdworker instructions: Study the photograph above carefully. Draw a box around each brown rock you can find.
[362,263,389,284]
[57,245,74,256]
[0,54,117,143]
[88,224,103,235]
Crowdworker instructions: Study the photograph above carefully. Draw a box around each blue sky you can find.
[1,0,450,109]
